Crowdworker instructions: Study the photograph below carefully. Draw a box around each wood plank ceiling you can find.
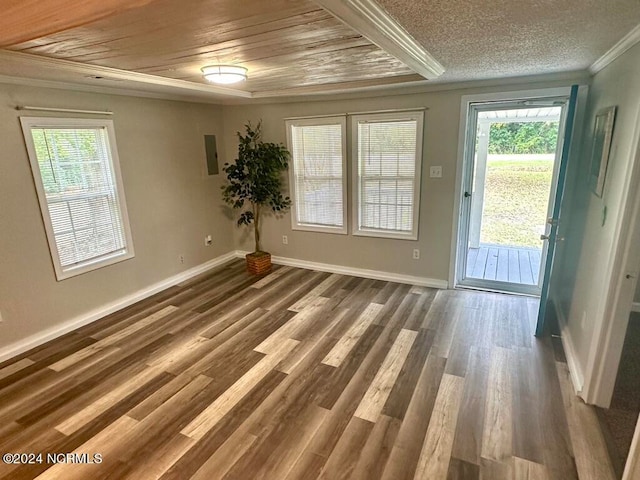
[1,0,422,95]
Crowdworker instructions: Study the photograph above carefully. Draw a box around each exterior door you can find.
[536,85,579,335]
[456,92,574,297]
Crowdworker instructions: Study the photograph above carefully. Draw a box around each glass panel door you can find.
[457,100,568,295]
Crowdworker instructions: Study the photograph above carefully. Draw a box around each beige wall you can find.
[552,43,640,386]
[0,84,232,350]
[221,80,578,282]
[0,75,586,354]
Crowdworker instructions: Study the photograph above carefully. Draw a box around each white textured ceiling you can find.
[375,0,640,82]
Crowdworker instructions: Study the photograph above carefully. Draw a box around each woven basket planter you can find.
[246,251,272,276]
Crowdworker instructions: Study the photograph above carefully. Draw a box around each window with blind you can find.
[20,117,134,280]
[286,116,347,233]
[352,111,423,240]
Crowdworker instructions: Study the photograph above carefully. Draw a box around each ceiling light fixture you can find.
[201,65,247,85]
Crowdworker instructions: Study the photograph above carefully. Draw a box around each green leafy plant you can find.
[222,121,291,253]
[487,121,559,154]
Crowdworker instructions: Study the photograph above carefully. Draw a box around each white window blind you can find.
[21,118,134,280]
[353,112,423,239]
[286,117,347,233]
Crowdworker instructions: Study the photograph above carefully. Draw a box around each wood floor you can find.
[0,260,616,479]
[466,244,541,285]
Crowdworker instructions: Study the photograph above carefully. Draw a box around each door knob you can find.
[540,234,550,240]
[464,191,471,198]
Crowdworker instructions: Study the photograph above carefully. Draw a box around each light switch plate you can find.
[429,166,442,178]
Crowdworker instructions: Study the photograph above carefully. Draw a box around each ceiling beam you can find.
[313,0,445,80]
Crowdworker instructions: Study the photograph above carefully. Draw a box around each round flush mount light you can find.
[201,65,248,85]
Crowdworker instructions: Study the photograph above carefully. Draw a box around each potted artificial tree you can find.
[222,121,291,275]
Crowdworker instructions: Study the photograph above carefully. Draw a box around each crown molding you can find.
[590,23,640,74]
[0,48,430,104]
[0,48,590,106]
[313,0,444,79]
[0,49,251,99]
[0,74,229,105]
[253,74,427,98]
[229,70,591,105]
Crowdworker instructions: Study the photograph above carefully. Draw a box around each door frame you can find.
[456,100,568,296]
[449,87,573,291]
[583,105,640,407]
[624,414,640,480]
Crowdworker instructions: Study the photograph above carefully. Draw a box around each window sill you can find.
[352,229,418,241]
[291,224,348,235]
[55,250,135,281]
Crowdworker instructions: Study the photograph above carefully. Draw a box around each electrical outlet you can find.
[205,235,212,246]
[282,235,288,245]
[412,249,420,260]
[179,254,185,264]
[429,166,442,178]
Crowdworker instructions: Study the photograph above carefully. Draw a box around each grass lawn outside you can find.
[479,158,554,248]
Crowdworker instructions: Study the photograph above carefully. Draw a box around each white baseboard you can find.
[1,250,448,364]
[235,250,449,289]
[631,302,640,313]
[0,251,237,364]
[553,299,585,395]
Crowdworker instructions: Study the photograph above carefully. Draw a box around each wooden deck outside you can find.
[466,244,541,285]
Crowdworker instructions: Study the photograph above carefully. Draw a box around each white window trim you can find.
[20,116,135,281]
[285,116,348,235]
[351,111,424,240]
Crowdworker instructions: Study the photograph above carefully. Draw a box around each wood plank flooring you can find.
[0,260,616,479]
[466,244,541,285]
